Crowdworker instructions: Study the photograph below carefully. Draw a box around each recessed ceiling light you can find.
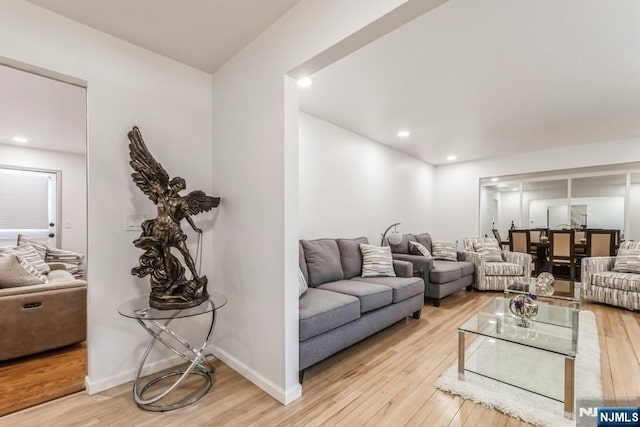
[296,77,312,88]
[491,177,499,182]
[446,155,457,161]
[12,136,28,143]
[397,130,410,138]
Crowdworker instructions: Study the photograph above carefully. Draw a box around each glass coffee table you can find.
[506,278,580,309]
[457,297,579,419]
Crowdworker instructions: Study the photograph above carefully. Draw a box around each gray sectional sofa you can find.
[298,237,425,379]
[390,233,474,306]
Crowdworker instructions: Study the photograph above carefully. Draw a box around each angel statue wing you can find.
[185,190,221,216]
[128,126,170,203]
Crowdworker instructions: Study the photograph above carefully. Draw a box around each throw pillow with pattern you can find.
[17,234,48,261]
[298,268,308,297]
[409,241,431,257]
[473,241,504,262]
[431,241,458,261]
[360,244,396,277]
[4,244,50,275]
[613,249,640,273]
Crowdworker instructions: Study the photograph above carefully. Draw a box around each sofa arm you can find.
[45,248,86,280]
[393,260,413,278]
[463,250,486,285]
[581,256,616,300]
[392,253,434,278]
[502,251,533,280]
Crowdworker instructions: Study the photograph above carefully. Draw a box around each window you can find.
[0,167,59,247]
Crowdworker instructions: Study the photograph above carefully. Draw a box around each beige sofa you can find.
[0,247,87,361]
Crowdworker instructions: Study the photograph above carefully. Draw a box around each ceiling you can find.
[26,0,300,74]
[299,0,640,165]
[0,64,86,154]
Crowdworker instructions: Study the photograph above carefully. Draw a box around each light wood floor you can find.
[0,343,86,417]
[1,290,638,427]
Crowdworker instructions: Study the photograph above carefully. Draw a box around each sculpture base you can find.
[149,276,209,310]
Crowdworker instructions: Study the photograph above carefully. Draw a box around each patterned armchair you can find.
[581,241,640,311]
[463,237,532,291]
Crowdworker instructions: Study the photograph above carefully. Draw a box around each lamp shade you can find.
[387,230,403,245]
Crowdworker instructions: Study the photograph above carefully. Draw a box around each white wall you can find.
[210,0,412,404]
[0,144,86,254]
[434,137,640,241]
[298,113,434,243]
[0,0,214,394]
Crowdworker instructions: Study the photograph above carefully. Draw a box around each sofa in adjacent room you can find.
[0,240,87,361]
[390,233,474,306]
[298,237,425,378]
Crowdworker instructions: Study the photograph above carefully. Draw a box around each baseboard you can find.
[84,353,192,395]
[209,344,301,405]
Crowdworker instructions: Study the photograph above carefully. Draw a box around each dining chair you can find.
[549,229,576,280]
[586,229,617,257]
[509,230,530,254]
[574,230,587,256]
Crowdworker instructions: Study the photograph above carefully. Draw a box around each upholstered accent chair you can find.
[582,240,640,311]
[463,237,532,291]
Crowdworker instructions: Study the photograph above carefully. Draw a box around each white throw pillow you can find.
[473,241,503,262]
[431,241,458,261]
[613,249,640,273]
[360,244,396,278]
[409,241,431,257]
[298,268,308,297]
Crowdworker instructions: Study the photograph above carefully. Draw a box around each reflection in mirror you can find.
[523,179,568,229]
[479,181,521,240]
[571,175,626,232]
[630,173,640,241]
[0,63,87,415]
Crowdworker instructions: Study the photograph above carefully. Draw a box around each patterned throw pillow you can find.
[473,241,503,262]
[0,255,48,288]
[431,241,458,261]
[409,241,431,257]
[360,244,396,278]
[298,268,308,297]
[17,234,48,261]
[4,244,50,275]
[613,249,640,273]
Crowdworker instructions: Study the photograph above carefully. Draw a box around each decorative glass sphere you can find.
[387,230,403,245]
[537,272,555,286]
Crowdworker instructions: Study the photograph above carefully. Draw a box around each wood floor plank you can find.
[0,291,636,427]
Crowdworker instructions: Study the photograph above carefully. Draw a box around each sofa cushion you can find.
[390,234,416,254]
[351,276,424,303]
[458,261,475,277]
[613,249,640,273]
[337,237,368,279]
[360,244,396,278]
[299,288,360,341]
[0,255,48,288]
[619,241,640,251]
[317,280,393,313]
[430,260,463,284]
[591,271,640,292]
[301,239,344,287]
[299,241,309,284]
[414,233,432,253]
[431,241,458,261]
[484,262,524,276]
[47,269,76,284]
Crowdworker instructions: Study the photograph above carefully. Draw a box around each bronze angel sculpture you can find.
[128,126,220,309]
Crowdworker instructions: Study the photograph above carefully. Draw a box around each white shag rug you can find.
[434,310,601,427]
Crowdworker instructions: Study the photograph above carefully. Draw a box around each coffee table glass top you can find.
[507,278,580,303]
[458,297,578,357]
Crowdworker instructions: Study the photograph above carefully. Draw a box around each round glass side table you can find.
[118,292,227,411]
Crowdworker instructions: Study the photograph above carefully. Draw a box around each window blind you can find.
[0,171,50,229]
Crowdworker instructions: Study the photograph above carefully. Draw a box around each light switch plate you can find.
[125,214,145,231]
